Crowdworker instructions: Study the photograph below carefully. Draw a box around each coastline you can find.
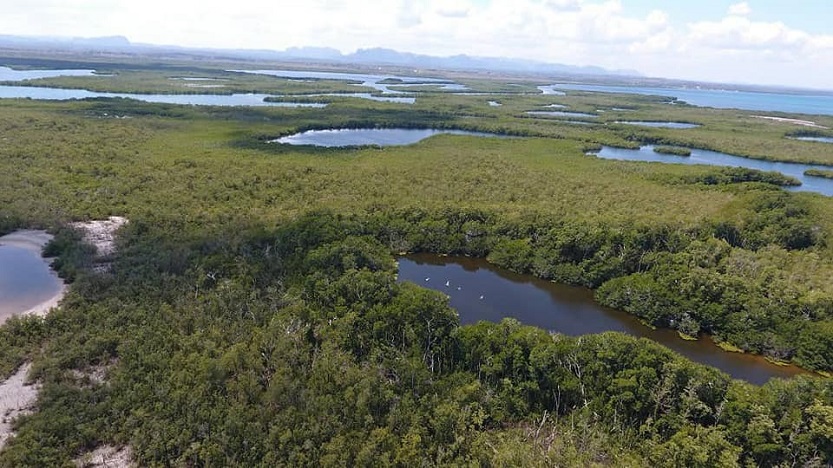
[0,230,67,324]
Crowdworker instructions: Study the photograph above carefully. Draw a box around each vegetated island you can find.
[804,168,833,179]
[653,145,692,156]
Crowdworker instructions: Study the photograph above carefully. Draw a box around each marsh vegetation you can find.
[0,57,832,466]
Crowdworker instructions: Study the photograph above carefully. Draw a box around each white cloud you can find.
[728,2,752,16]
[0,0,830,88]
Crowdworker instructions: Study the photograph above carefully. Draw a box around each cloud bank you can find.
[2,0,831,89]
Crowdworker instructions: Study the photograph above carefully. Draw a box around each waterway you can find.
[272,128,506,147]
[0,85,327,107]
[550,83,833,116]
[398,254,810,384]
[592,145,833,196]
[0,66,97,81]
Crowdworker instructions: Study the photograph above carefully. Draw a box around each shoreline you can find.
[0,230,67,324]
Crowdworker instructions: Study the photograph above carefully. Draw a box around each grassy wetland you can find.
[1,58,833,466]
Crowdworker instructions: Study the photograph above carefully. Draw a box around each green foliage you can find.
[1,59,833,465]
[653,145,692,156]
[805,168,833,179]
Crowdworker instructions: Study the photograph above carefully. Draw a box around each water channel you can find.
[592,145,833,196]
[398,254,811,384]
[272,128,507,147]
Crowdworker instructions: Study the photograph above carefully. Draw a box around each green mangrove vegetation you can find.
[653,145,692,156]
[805,169,833,179]
[0,57,832,466]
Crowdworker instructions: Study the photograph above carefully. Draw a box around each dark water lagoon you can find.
[272,128,506,147]
[0,231,64,324]
[592,145,833,196]
[398,255,811,384]
[0,85,327,107]
[549,83,833,116]
[615,121,700,129]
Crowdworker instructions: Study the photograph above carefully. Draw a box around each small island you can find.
[653,146,692,156]
[804,168,833,179]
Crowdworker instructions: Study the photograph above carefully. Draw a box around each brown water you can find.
[398,254,812,385]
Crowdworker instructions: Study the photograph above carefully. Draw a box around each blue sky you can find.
[2,0,832,89]
[623,0,831,34]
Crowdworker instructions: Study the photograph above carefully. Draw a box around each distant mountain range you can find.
[0,35,640,78]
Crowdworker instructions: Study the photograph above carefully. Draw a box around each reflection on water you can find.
[398,254,811,384]
[0,234,63,324]
[0,85,326,107]
[0,66,97,81]
[527,111,597,118]
[272,128,506,147]
[547,83,833,116]
[615,121,700,128]
[229,69,451,95]
[792,136,833,144]
[538,85,566,96]
[592,145,833,196]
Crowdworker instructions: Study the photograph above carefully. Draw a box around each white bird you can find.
[425,277,430,282]
[457,286,462,290]
[479,295,484,300]
[445,280,450,287]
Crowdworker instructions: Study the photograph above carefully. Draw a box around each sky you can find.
[3,0,832,89]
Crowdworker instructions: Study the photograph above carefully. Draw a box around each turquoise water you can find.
[593,145,833,196]
[552,83,833,116]
[273,128,505,147]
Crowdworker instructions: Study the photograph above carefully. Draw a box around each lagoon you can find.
[398,254,810,384]
[0,85,326,107]
[615,121,700,129]
[272,128,506,147]
[527,111,597,118]
[0,66,97,81]
[0,231,64,325]
[592,145,833,196]
[551,83,833,116]
[793,136,833,144]
[230,69,451,95]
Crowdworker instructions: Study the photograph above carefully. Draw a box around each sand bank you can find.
[751,115,829,129]
[0,363,40,451]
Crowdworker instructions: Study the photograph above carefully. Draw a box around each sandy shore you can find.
[0,363,40,451]
[73,445,134,467]
[0,230,67,324]
[71,216,128,257]
[751,115,830,129]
